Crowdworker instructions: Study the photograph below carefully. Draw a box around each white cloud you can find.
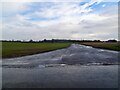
[1,2,31,21]
[27,1,96,19]
[2,1,118,40]
[102,4,106,7]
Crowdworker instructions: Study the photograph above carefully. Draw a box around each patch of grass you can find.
[2,42,71,59]
[80,42,120,51]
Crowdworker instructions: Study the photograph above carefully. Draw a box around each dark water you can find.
[2,44,119,88]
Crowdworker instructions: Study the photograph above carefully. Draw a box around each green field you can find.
[80,42,120,51]
[1,41,120,59]
[2,42,71,58]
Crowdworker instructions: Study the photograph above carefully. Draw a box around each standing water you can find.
[2,44,119,88]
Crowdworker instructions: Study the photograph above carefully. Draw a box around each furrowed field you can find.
[2,42,71,58]
[80,42,120,51]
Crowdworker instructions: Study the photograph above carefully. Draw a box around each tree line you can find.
[1,39,118,43]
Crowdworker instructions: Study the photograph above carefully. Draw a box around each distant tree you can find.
[43,39,47,42]
[94,40,101,42]
[52,39,55,43]
[29,39,33,42]
[107,39,117,42]
[16,40,21,42]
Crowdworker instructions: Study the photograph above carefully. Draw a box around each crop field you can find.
[2,42,71,58]
[80,42,120,51]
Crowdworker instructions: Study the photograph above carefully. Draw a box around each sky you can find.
[0,0,119,41]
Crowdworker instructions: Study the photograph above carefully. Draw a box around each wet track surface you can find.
[2,44,119,88]
[2,44,119,68]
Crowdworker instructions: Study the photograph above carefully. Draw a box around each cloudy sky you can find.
[1,0,119,41]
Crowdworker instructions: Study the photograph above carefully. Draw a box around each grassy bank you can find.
[80,42,120,51]
[2,42,71,59]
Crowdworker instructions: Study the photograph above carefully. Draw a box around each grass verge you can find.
[80,42,120,51]
[2,42,71,59]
